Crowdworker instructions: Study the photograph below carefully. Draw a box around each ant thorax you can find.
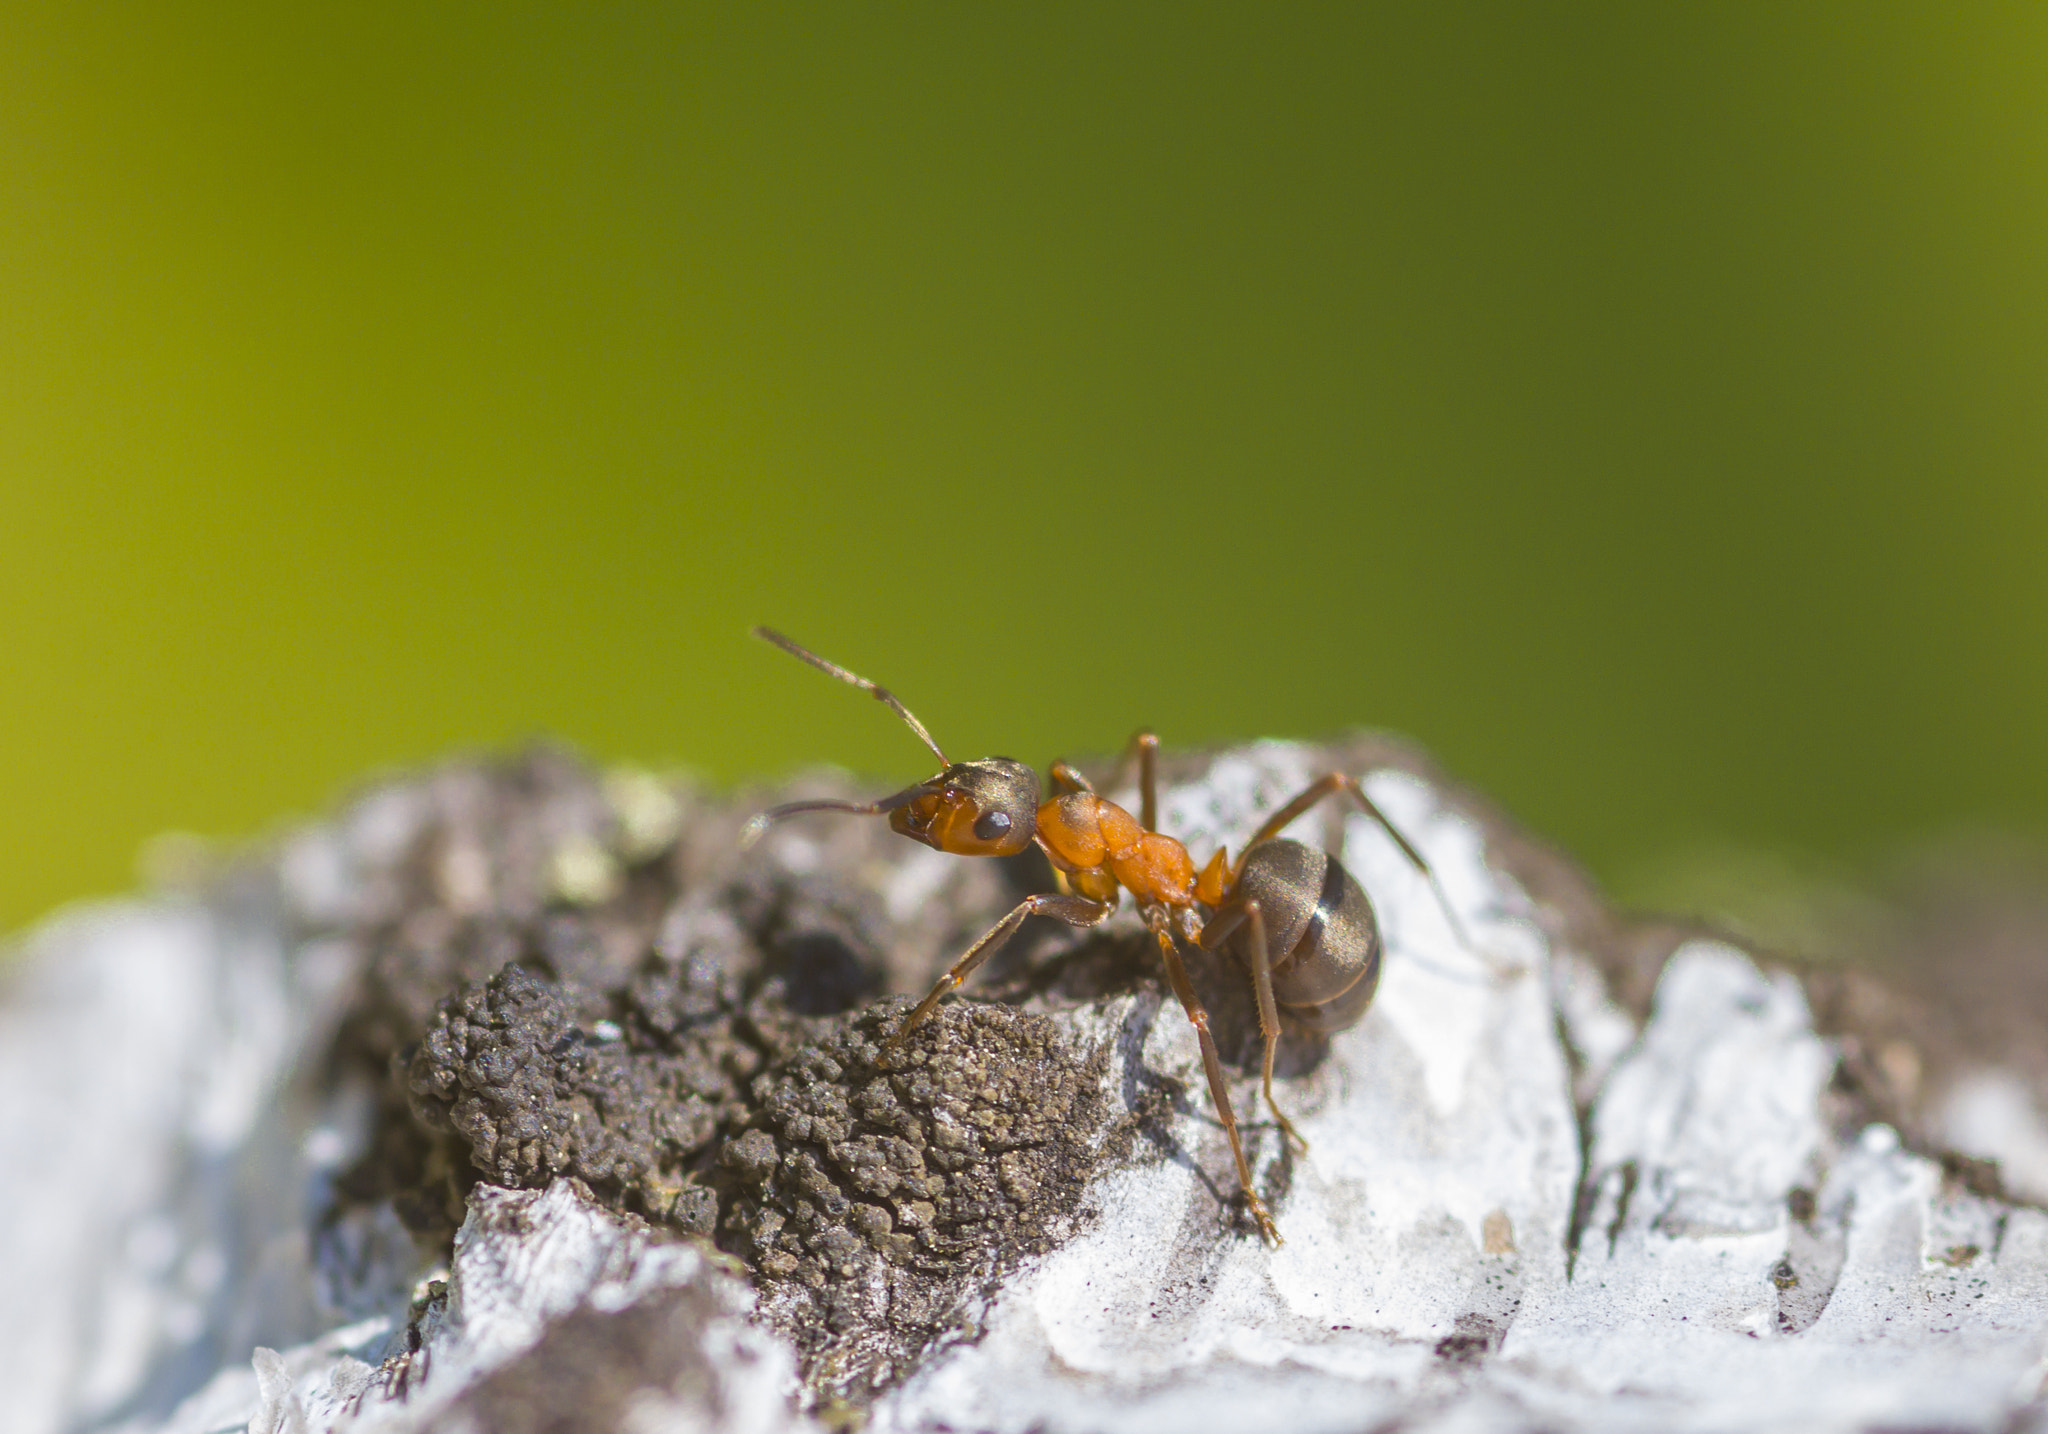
[1036,791,1196,909]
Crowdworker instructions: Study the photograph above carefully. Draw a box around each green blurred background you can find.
[4,4,2046,936]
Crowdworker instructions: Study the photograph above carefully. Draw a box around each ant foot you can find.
[875,1023,913,1066]
[1276,1118,1310,1156]
[1246,1194,1283,1246]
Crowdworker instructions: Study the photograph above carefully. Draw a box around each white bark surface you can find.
[3,744,2046,1433]
[150,1181,806,1434]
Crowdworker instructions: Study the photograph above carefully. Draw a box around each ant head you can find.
[742,629,1041,859]
[889,758,1039,858]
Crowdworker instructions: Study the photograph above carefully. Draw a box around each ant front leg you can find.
[1148,910,1282,1245]
[887,893,1113,1049]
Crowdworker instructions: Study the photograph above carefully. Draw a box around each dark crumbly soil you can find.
[402,961,746,1233]
[719,999,1116,1407]
[322,750,1020,1234]
[392,963,1119,1404]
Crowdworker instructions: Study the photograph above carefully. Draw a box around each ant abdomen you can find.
[1224,839,1383,1037]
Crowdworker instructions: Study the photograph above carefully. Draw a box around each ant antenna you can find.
[738,783,932,850]
[754,627,949,768]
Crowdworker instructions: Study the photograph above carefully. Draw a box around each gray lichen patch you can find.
[719,999,1120,1407]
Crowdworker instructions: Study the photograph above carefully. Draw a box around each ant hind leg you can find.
[1245,773,1517,979]
[1240,900,1308,1153]
[1151,912,1282,1245]
[1195,901,1308,1155]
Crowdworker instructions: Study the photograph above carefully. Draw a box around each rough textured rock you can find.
[2,739,2047,1433]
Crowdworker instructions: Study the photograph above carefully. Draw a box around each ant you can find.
[741,627,1499,1244]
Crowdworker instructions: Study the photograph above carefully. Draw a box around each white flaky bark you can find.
[3,743,2045,1434]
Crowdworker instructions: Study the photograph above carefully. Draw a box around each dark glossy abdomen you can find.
[1231,840,1383,1036]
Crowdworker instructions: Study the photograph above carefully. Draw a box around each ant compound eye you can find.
[973,810,1012,843]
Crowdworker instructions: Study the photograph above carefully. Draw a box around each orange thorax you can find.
[1036,792,1196,908]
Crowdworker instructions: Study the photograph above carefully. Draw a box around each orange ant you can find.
[741,627,1495,1243]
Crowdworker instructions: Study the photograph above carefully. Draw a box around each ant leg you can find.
[1242,773,1380,860]
[1194,902,1247,949]
[1241,773,1509,975]
[887,894,1112,1047]
[1055,732,1161,818]
[1050,760,1095,795]
[1100,730,1160,830]
[1241,901,1307,1153]
[1194,903,1307,1154]
[1150,913,1281,1245]
[1137,731,1159,832]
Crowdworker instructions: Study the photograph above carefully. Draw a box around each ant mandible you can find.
[741,627,1492,1244]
